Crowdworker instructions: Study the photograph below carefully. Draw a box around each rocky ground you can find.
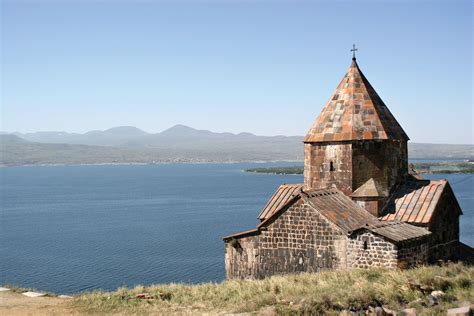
[0,289,76,315]
[1,263,472,315]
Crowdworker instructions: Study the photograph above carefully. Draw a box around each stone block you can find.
[447,306,471,316]
[402,308,417,316]
[22,291,46,298]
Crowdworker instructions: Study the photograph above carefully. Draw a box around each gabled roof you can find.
[224,185,432,243]
[351,178,388,198]
[258,184,303,220]
[301,188,379,233]
[304,59,409,143]
[379,179,461,224]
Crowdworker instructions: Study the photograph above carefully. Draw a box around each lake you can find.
[0,163,472,294]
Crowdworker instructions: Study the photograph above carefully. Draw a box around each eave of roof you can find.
[351,221,431,243]
[223,193,301,241]
[223,228,260,241]
[258,184,303,220]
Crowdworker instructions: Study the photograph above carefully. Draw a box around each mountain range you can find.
[1,125,473,166]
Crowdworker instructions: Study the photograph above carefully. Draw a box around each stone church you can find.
[223,54,464,279]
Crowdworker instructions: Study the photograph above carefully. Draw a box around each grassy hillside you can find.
[0,135,303,166]
[71,263,473,315]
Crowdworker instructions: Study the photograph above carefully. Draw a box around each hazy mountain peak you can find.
[0,134,29,143]
[161,124,196,132]
[103,126,148,136]
[237,132,256,137]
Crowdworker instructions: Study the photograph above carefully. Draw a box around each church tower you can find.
[303,54,409,198]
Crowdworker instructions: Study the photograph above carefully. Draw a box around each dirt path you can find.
[0,290,77,315]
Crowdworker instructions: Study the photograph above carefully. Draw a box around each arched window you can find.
[329,161,335,172]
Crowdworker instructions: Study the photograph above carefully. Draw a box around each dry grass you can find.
[72,263,473,315]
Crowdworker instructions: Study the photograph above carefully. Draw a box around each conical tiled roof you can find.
[304,59,409,143]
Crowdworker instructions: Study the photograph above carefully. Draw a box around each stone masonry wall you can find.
[397,238,429,268]
[353,198,385,217]
[351,140,408,195]
[224,235,260,279]
[347,231,398,268]
[225,200,347,279]
[347,230,429,269]
[258,200,347,277]
[304,143,353,195]
[427,188,460,262]
[304,141,407,196]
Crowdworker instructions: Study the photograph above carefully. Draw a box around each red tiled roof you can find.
[380,179,458,224]
[222,228,259,240]
[354,221,431,242]
[304,59,409,143]
[224,186,431,243]
[258,184,303,220]
[302,188,380,233]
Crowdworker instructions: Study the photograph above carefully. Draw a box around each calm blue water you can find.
[0,164,472,294]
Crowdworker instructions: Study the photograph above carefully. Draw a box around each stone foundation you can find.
[397,238,430,268]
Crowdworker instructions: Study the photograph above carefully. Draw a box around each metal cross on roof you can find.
[351,44,358,60]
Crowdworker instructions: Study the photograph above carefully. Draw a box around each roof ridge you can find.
[356,62,410,141]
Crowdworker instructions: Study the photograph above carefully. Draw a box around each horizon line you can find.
[2,125,473,146]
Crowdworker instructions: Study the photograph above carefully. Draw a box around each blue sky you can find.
[1,0,472,144]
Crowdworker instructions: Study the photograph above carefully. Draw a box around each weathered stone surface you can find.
[427,189,461,262]
[304,140,408,198]
[430,290,445,299]
[22,291,46,298]
[225,201,346,279]
[225,196,430,279]
[447,306,471,316]
[347,231,398,268]
[352,140,408,195]
[304,142,353,194]
[397,238,430,268]
[382,306,397,315]
[402,308,417,316]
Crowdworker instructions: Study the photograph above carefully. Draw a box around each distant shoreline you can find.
[2,131,473,167]
[1,159,473,169]
[245,161,474,175]
[0,160,303,168]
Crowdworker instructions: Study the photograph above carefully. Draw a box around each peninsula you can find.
[245,161,474,175]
